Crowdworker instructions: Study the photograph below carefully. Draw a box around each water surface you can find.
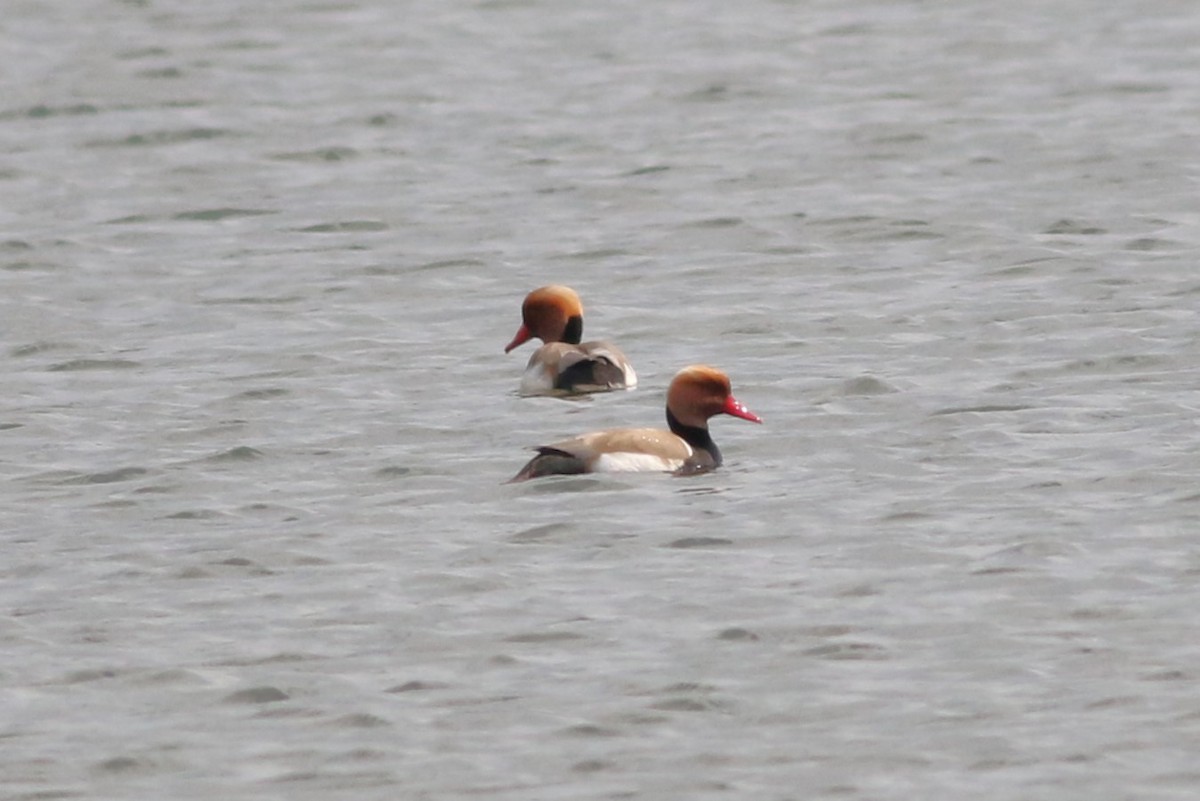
[3,1,1200,799]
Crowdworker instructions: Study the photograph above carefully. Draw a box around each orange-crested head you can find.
[504,285,584,352]
[666,364,763,429]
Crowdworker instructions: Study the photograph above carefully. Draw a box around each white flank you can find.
[518,362,555,395]
[593,451,685,473]
[622,363,638,388]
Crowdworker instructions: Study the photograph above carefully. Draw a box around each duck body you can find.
[510,365,761,482]
[517,341,638,395]
[506,285,636,395]
[512,428,697,480]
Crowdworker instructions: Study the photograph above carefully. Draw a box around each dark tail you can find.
[555,356,626,393]
[507,447,589,483]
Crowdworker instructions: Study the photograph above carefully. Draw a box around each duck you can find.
[504,285,637,395]
[509,364,762,481]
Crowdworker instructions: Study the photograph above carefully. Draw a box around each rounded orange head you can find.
[666,365,763,429]
[504,285,585,352]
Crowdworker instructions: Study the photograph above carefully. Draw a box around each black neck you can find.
[562,315,583,344]
[666,409,721,466]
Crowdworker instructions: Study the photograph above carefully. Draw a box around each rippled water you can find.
[4,1,1200,798]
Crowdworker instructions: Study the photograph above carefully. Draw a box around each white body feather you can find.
[518,360,556,395]
[592,450,688,473]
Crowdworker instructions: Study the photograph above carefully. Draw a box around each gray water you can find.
[4,1,1200,798]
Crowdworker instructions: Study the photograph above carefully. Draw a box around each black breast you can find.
[666,409,721,474]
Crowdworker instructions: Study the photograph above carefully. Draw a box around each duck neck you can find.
[561,315,583,344]
[666,409,721,466]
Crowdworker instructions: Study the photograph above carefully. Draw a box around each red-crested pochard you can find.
[505,285,637,395]
[509,364,762,481]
